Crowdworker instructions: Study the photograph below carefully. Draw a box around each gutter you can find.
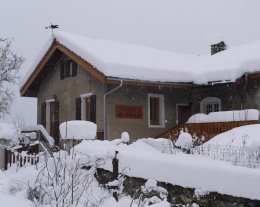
[103,80,123,140]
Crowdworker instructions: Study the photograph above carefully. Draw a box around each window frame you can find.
[200,97,221,114]
[148,93,165,128]
[60,58,77,79]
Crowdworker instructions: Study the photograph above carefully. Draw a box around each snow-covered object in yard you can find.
[141,138,174,154]
[187,109,259,123]
[73,139,260,200]
[59,120,97,140]
[0,123,16,140]
[20,31,260,89]
[22,125,54,146]
[175,132,193,149]
[121,132,130,143]
[206,124,260,148]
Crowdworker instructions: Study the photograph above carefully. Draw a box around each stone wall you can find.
[96,168,260,207]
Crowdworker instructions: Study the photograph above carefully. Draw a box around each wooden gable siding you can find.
[20,40,106,97]
[157,120,258,144]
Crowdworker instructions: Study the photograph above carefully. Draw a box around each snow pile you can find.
[175,132,193,149]
[141,138,174,154]
[206,124,260,148]
[74,139,260,200]
[22,125,54,146]
[59,120,97,140]
[20,31,260,89]
[0,123,16,140]
[187,109,259,123]
[121,132,130,143]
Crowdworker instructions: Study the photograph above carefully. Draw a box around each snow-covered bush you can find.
[121,132,130,144]
[130,179,168,207]
[175,132,193,151]
[28,150,108,207]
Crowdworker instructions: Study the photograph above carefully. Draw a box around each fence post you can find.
[112,151,119,201]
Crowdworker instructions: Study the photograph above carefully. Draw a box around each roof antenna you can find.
[45,23,59,39]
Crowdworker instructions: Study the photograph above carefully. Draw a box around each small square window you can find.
[60,59,77,79]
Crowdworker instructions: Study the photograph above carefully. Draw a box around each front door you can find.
[50,101,59,145]
[177,105,192,125]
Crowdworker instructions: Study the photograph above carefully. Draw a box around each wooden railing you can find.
[156,120,258,144]
[4,144,40,170]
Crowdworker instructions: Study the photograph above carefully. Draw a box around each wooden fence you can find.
[4,144,40,170]
[157,120,258,144]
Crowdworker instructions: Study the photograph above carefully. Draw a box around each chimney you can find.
[211,41,227,55]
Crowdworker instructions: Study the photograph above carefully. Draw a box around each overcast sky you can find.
[1,0,260,125]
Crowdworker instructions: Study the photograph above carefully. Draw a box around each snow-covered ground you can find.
[206,124,260,147]
[74,139,260,200]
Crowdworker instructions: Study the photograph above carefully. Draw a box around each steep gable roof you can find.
[20,32,260,97]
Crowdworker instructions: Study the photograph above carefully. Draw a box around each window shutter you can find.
[72,62,77,77]
[60,60,64,80]
[90,95,96,123]
[41,102,46,128]
[76,98,81,120]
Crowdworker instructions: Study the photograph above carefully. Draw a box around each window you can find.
[75,93,96,123]
[60,58,77,79]
[200,97,221,114]
[148,94,165,127]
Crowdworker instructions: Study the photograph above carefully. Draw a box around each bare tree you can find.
[0,38,24,117]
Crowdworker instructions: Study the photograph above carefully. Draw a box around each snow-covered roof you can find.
[21,32,260,89]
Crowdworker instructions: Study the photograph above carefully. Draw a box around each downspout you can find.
[243,73,248,110]
[104,80,123,140]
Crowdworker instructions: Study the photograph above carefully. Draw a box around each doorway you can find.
[176,104,192,125]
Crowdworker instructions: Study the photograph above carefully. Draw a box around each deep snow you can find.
[74,139,260,200]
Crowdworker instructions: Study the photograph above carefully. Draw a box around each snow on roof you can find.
[21,31,260,88]
[208,33,226,45]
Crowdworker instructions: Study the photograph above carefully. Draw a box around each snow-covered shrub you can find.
[130,179,168,207]
[29,150,108,207]
[175,132,193,151]
[121,132,130,144]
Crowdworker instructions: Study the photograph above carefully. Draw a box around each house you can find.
[20,32,260,145]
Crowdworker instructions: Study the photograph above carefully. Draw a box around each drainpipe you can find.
[243,73,248,110]
[104,80,123,140]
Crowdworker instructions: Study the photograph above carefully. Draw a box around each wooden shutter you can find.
[76,98,81,120]
[60,60,64,80]
[41,102,46,128]
[72,61,77,77]
[90,95,96,123]
[53,101,60,145]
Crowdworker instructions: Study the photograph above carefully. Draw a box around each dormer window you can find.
[60,58,77,79]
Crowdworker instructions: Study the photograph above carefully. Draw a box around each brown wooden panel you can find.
[115,105,143,119]
[157,120,258,144]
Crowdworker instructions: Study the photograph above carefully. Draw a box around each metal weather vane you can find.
[45,23,59,38]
